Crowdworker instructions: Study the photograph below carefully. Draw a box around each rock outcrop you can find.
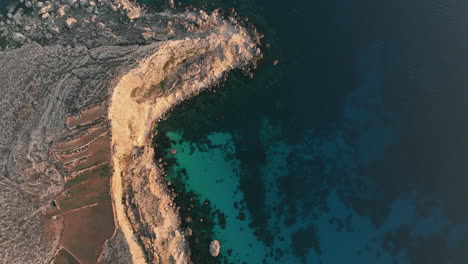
[210,240,221,257]
[0,0,261,263]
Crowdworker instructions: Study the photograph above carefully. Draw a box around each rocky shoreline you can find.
[0,0,261,263]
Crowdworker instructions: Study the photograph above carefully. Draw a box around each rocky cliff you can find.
[0,1,260,263]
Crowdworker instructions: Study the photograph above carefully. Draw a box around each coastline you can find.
[0,0,261,261]
[108,24,261,263]
[110,149,148,264]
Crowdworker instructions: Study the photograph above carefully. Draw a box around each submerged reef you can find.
[0,0,261,263]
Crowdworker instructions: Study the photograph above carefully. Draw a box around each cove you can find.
[148,0,468,263]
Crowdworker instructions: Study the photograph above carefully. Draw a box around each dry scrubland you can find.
[0,0,261,263]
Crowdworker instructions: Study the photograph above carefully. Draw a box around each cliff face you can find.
[109,20,259,263]
[0,1,260,263]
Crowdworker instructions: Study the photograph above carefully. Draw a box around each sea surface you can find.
[3,0,468,262]
[0,0,460,262]
[144,0,468,263]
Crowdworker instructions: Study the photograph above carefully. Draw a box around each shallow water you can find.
[149,0,468,263]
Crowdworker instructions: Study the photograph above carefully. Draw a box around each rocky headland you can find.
[0,0,261,263]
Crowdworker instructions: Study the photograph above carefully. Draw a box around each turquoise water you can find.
[0,0,467,261]
[165,132,269,263]
[160,129,410,263]
[149,0,468,263]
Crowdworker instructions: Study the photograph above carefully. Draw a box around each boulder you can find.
[11,32,26,43]
[41,12,50,19]
[12,13,22,23]
[126,7,140,20]
[57,5,70,17]
[38,5,54,15]
[65,17,77,29]
[140,32,154,41]
[49,25,60,34]
[57,7,65,17]
[209,240,220,257]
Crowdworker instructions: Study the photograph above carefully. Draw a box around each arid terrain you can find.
[0,0,261,263]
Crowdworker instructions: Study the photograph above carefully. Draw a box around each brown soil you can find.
[61,201,115,264]
[56,135,110,164]
[49,107,115,264]
[67,136,111,172]
[65,164,111,188]
[58,126,108,152]
[66,105,107,129]
[56,178,110,211]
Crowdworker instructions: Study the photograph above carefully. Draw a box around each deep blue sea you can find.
[146,0,468,263]
[0,0,468,264]
[3,0,466,262]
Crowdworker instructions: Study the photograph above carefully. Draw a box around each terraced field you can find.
[53,248,81,264]
[50,105,115,264]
